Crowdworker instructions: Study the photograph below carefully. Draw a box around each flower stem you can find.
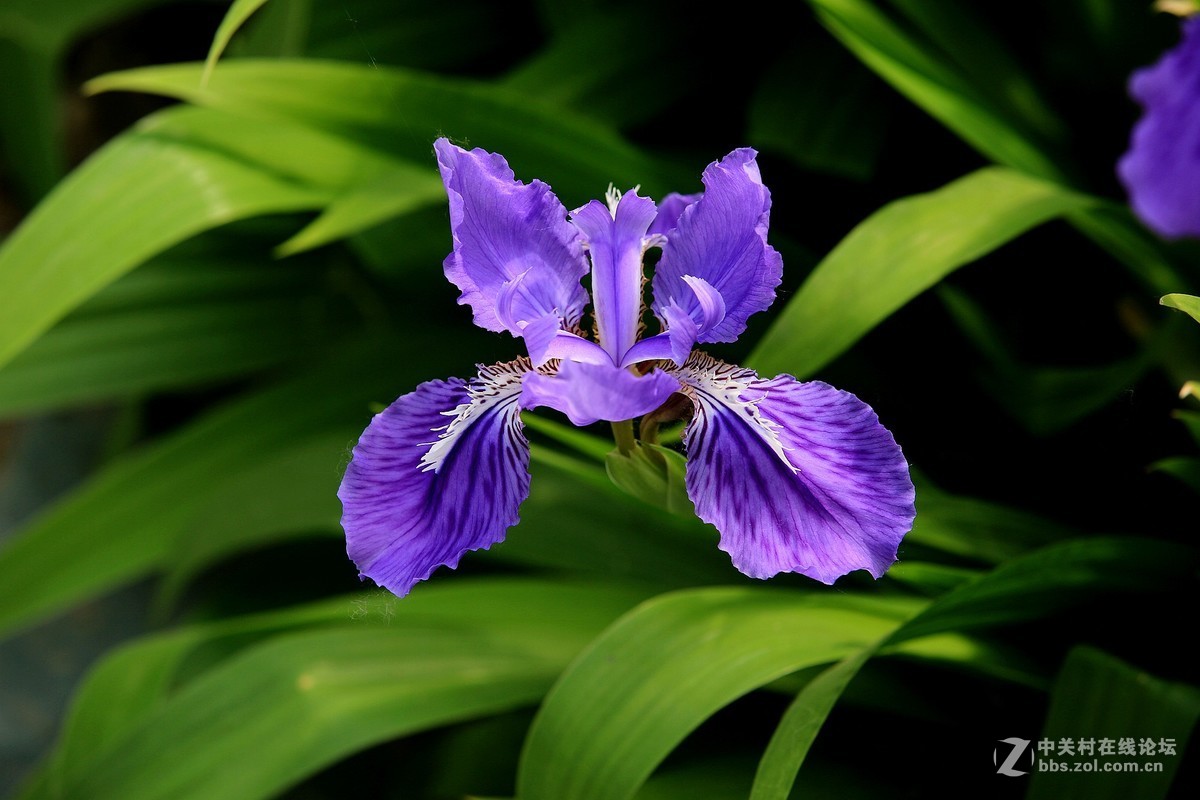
[611,419,637,455]
[640,416,661,446]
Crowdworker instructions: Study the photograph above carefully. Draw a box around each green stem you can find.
[640,415,660,446]
[611,419,636,455]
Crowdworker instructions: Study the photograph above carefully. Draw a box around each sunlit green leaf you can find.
[748,537,1194,799]
[749,645,879,800]
[0,344,421,639]
[0,105,328,371]
[806,0,1187,296]
[883,0,1066,145]
[275,164,444,255]
[30,580,655,800]
[25,592,401,799]
[517,591,924,800]
[749,168,1090,378]
[1161,292,1200,325]
[805,0,1064,180]
[85,60,688,203]
[201,0,274,87]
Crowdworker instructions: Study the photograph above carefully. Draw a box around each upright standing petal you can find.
[521,359,679,426]
[651,148,782,347]
[1118,17,1200,239]
[435,138,589,338]
[570,191,658,363]
[647,192,702,237]
[675,354,914,584]
[338,360,532,597]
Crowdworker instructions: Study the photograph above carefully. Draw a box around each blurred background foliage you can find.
[0,0,1197,798]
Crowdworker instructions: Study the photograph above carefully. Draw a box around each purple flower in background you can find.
[1119,14,1200,238]
[338,138,915,597]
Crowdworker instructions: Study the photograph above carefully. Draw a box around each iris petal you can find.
[648,191,701,237]
[435,138,589,339]
[338,360,531,597]
[570,192,658,363]
[521,359,680,426]
[652,148,782,348]
[1118,17,1200,239]
[676,354,915,584]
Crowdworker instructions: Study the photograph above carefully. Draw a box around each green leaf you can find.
[637,757,787,800]
[885,561,981,595]
[34,580,656,800]
[232,0,506,70]
[1027,646,1200,799]
[1149,456,1200,496]
[0,253,340,419]
[517,590,925,800]
[522,413,614,462]
[153,432,349,612]
[84,60,689,202]
[518,536,1192,800]
[25,591,398,798]
[0,343,426,640]
[154,433,732,616]
[749,644,880,800]
[805,0,1065,181]
[890,537,1198,643]
[1161,293,1200,325]
[806,1,1187,296]
[747,536,1194,800]
[201,0,274,87]
[882,0,1066,145]
[275,164,444,255]
[488,451,731,587]
[0,105,328,371]
[605,443,693,516]
[1174,410,1200,444]
[748,168,1091,378]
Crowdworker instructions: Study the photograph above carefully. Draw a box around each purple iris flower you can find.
[1119,14,1200,239]
[338,139,916,597]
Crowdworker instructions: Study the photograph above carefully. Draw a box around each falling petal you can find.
[338,360,532,596]
[676,353,914,583]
